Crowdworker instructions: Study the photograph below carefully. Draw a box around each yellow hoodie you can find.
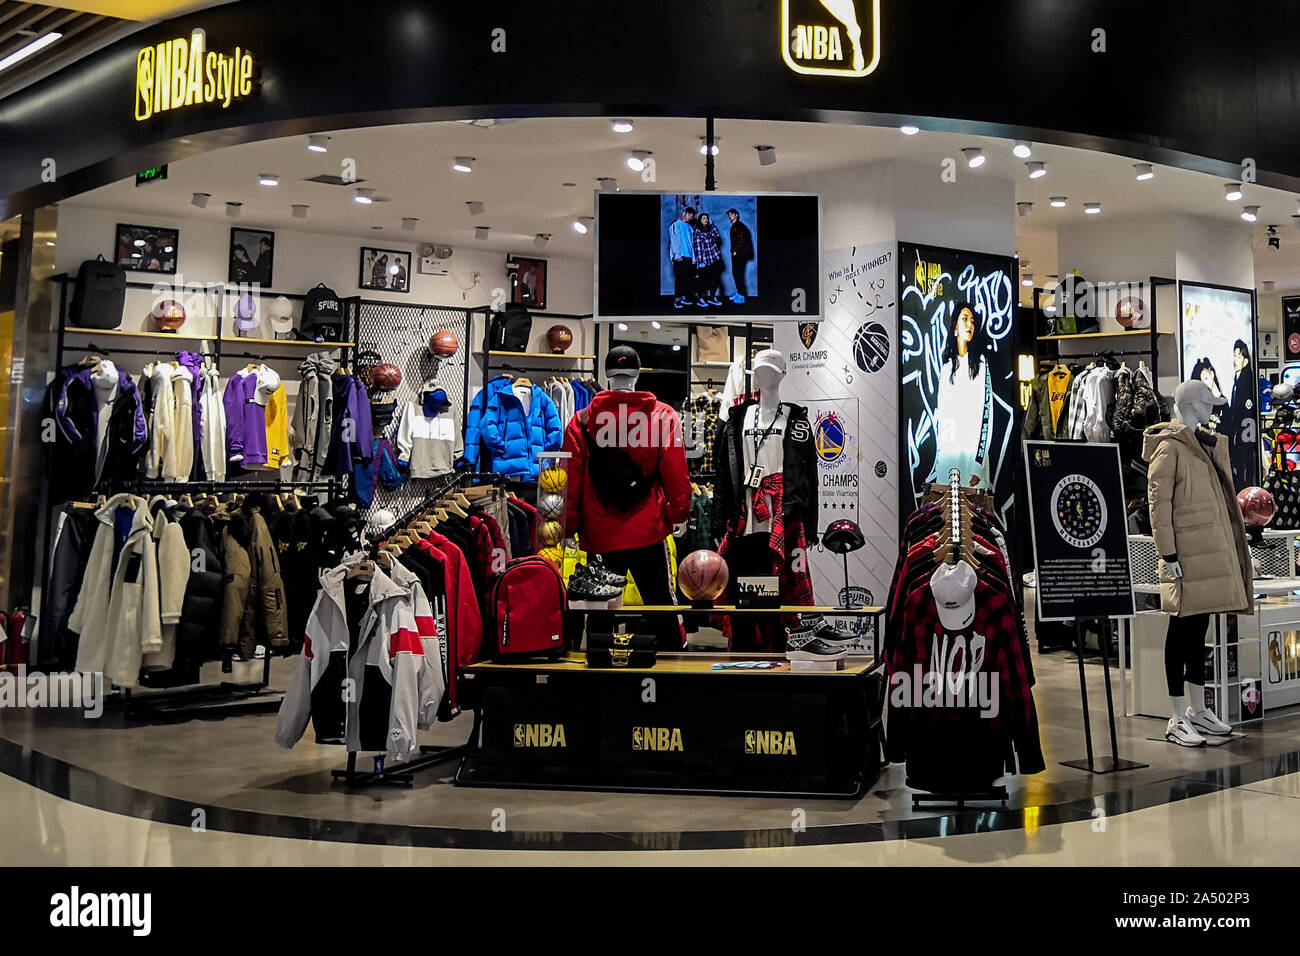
[262,383,290,472]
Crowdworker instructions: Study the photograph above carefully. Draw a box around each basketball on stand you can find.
[1238,486,1276,528]
[679,550,729,604]
[538,492,565,519]
[540,467,568,493]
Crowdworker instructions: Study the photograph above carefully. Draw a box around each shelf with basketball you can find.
[475,350,598,360]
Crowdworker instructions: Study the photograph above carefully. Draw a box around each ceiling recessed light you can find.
[258,173,279,187]
[475,226,490,241]
[1022,273,1034,287]
[611,119,634,134]
[466,201,485,216]
[371,225,383,231]
[1050,196,1068,208]
[651,321,662,329]
[226,202,242,218]
[401,217,418,231]
[354,187,375,205]
[1134,163,1155,181]
[1013,141,1032,159]
[597,177,618,191]
[0,32,62,74]
[672,343,682,351]
[563,182,577,188]
[962,147,986,168]
[900,124,920,135]
[533,233,551,249]
[452,156,475,173]
[307,134,329,153]
[755,145,777,166]
[291,204,309,219]
[617,322,629,331]
[1084,202,1102,215]
[699,136,721,156]
[627,150,652,172]
[1026,161,1047,179]
[191,192,210,208]
[1225,182,1244,201]
[573,216,594,235]
[1017,202,1033,218]
[1242,204,1260,222]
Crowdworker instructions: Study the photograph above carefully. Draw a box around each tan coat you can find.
[1143,421,1253,616]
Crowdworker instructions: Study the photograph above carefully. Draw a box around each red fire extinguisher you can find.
[4,609,26,671]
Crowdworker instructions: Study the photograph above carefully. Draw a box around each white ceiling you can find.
[63,115,1300,290]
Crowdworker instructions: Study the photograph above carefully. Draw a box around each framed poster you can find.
[897,241,1019,533]
[1283,296,1300,361]
[1023,441,1135,621]
[1179,281,1259,489]
[115,223,178,274]
[229,227,274,286]
[509,255,548,309]
[359,247,412,293]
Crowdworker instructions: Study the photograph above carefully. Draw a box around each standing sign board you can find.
[1023,441,1135,622]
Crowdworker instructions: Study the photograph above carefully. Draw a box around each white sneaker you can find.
[1186,706,1232,737]
[1166,716,1207,748]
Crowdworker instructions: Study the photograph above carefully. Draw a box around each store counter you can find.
[455,652,885,798]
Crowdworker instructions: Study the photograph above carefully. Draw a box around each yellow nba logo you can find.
[782,0,880,77]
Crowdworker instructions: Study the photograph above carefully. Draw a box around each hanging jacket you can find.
[36,504,97,670]
[268,507,315,654]
[386,557,445,729]
[140,363,195,481]
[218,502,288,659]
[177,351,206,481]
[396,401,462,479]
[262,373,291,474]
[142,498,191,672]
[325,374,375,475]
[274,556,423,759]
[48,363,147,503]
[199,363,227,481]
[463,375,514,470]
[416,532,481,716]
[352,438,405,507]
[223,367,268,468]
[170,509,223,678]
[68,494,161,689]
[290,351,337,482]
[1022,368,1072,440]
[561,389,691,554]
[481,382,562,480]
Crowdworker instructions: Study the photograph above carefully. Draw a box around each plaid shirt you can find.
[687,393,720,476]
[691,223,723,268]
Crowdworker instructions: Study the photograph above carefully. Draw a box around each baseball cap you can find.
[367,508,397,535]
[930,561,977,631]
[234,293,258,331]
[254,365,281,407]
[747,348,787,377]
[1174,379,1228,410]
[268,296,295,334]
[605,345,641,376]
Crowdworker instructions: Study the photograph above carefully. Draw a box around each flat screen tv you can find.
[595,191,822,322]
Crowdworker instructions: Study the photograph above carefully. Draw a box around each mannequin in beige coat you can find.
[1144,379,1254,747]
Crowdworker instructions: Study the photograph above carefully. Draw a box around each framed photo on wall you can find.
[115,223,178,274]
[509,255,548,309]
[359,247,411,293]
[229,227,274,286]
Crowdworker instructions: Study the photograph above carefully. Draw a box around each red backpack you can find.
[486,557,568,660]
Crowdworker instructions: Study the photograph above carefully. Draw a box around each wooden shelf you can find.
[693,360,734,367]
[481,350,596,359]
[1038,330,1173,341]
[65,327,214,340]
[220,335,356,347]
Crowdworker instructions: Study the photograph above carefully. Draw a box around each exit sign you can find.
[135,165,168,186]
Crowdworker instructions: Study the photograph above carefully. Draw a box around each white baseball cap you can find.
[367,508,397,534]
[930,561,977,631]
[747,349,787,377]
[268,296,295,334]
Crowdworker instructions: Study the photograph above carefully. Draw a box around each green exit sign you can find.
[135,165,168,186]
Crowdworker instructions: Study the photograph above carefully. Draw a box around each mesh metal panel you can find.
[355,300,470,518]
[1129,532,1298,586]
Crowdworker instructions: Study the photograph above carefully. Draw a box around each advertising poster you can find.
[897,242,1018,531]
[1284,296,1300,362]
[1023,441,1135,622]
[1179,282,1259,489]
[774,241,897,647]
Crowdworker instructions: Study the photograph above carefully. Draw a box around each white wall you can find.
[1173,214,1256,289]
[1057,217,1178,282]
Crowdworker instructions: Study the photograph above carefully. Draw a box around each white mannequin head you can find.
[1172,378,1226,429]
[749,349,787,407]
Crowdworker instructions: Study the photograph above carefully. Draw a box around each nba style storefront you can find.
[4,0,1300,856]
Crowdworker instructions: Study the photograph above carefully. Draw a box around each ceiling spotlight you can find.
[627,149,652,172]
[611,119,634,134]
[1026,161,1047,179]
[699,136,721,156]
[1134,163,1155,181]
[672,342,682,352]
[191,192,210,208]
[962,147,986,169]
[533,233,551,249]
[401,217,418,231]
[900,124,920,135]
[1050,196,1068,208]
[474,226,490,241]
[617,322,629,331]
[258,173,279,187]
[307,134,329,153]
[226,202,242,218]
[1225,182,1244,201]
[1017,202,1033,218]
[354,187,375,205]
[1022,273,1035,287]
[452,156,475,173]
[1268,225,1281,250]
[1084,202,1102,215]
[597,177,618,191]
[291,204,309,219]
[466,201,485,216]
[573,216,594,235]
[1013,141,1032,159]
[1242,204,1260,222]
[755,145,777,166]
[651,321,662,330]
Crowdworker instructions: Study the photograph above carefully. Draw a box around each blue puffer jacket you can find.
[464,375,513,470]
[481,382,562,479]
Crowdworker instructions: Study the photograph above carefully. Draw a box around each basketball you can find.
[371,363,402,391]
[539,546,562,567]
[538,492,565,519]
[539,467,568,493]
[546,325,574,353]
[430,330,460,356]
[679,550,729,603]
[538,520,564,547]
[151,298,186,331]
[1238,486,1276,528]
[853,321,889,373]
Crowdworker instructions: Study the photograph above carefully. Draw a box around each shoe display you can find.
[568,564,625,607]
[1165,716,1207,748]
[585,558,627,589]
[792,613,857,646]
[785,621,850,661]
[1186,706,1232,737]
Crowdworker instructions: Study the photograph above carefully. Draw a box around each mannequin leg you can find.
[592,542,685,651]
[1164,614,1210,746]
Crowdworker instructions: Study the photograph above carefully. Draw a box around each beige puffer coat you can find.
[1143,421,1253,616]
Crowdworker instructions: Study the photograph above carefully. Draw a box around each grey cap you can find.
[1175,379,1228,409]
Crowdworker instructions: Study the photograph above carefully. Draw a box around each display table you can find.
[454,652,885,798]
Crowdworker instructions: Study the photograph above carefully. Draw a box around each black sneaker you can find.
[784,632,850,661]
[586,558,627,589]
[794,613,857,646]
[569,565,624,607]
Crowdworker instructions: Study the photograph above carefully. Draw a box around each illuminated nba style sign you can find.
[782,0,881,77]
[135,29,256,121]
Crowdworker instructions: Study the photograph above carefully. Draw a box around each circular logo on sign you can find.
[814,412,847,466]
[1050,474,1107,548]
[853,321,890,373]
[1290,333,1300,356]
[874,460,887,478]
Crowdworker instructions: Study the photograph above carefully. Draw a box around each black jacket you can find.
[36,505,97,670]
[45,364,147,503]
[711,400,820,544]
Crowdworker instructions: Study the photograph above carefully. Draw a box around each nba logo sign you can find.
[782,0,881,77]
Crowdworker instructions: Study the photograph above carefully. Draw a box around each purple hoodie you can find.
[223,369,267,466]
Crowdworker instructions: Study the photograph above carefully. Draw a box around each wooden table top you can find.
[465,652,876,676]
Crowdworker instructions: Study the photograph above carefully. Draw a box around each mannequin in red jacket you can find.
[563,346,691,649]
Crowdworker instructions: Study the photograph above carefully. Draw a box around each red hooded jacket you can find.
[563,390,691,554]
[417,532,482,715]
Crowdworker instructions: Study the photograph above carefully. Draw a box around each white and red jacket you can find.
[385,557,445,730]
[274,556,423,760]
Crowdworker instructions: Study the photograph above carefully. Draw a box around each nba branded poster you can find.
[1179,282,1259,489]
[775,241,897,648]
[897,242,1018,532]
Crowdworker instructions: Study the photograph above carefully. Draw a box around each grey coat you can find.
[291,351,336,482]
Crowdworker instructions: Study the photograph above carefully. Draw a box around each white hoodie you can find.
[199,362,227,481]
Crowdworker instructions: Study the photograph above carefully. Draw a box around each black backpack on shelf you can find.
[488,303,532,352]
[69,256,126,329]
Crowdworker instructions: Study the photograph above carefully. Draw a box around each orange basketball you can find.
[679,550,729,604]
[430,330,460,356]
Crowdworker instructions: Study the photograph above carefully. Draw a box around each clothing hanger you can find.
[375,550,394,570]
[346,558,375,580]
[515,376,533,387]
[443,499,469,519]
